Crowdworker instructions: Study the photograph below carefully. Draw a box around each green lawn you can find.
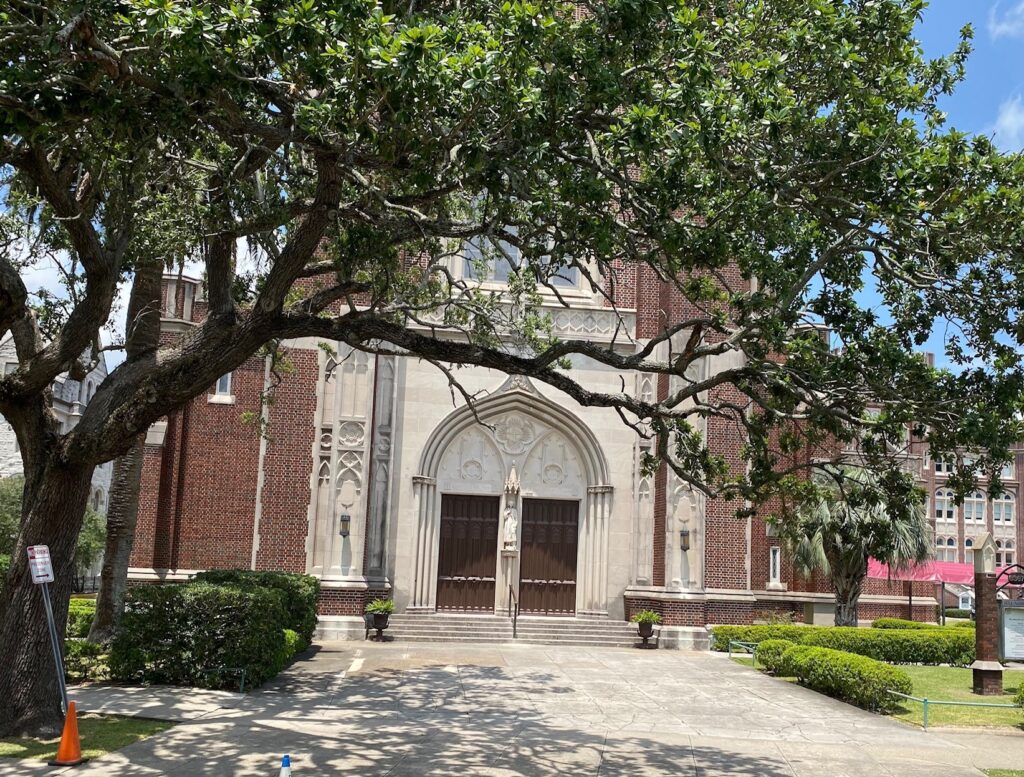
[888,667,1023,730]
[985,771,1024,777]
[0,714,172,761]
[731,655,1024,729]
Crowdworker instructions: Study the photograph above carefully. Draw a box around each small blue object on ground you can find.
[279,754,291,776]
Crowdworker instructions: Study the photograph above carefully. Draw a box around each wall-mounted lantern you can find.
[338,511,351,538]
[680,528,691,552]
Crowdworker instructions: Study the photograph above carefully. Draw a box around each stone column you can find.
[410,475,438,611]
[366,356,396,578]
[972,533,1003,695]
[580,485,612,615]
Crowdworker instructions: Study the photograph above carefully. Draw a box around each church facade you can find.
[130,272,939,646]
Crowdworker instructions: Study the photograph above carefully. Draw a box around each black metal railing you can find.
[508,584,519,639]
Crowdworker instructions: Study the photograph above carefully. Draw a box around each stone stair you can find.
[383,613,652,648]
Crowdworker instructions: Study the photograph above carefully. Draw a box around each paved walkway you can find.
[4,643,1024,776]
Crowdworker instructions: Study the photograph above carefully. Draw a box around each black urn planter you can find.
[366,612,391,641]
[372,612,390,631]
[636,621,657,648]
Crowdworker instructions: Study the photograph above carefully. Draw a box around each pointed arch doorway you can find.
[410,378,612,617]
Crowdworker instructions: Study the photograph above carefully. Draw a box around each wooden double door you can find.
[436,494,579,615]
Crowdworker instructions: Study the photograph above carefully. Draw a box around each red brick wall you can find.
[254,348,320,573]
[170,356,264,570]
[318,587,390,617]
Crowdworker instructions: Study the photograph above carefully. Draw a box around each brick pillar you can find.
[972,541,1003,695]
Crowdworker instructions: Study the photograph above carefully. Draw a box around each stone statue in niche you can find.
[503,503,519,549]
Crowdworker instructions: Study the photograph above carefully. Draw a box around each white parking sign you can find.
[27,545,54,584]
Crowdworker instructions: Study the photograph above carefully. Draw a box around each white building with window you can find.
[0,334,112,516]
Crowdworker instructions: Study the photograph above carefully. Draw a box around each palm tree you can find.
[785,468,931,627]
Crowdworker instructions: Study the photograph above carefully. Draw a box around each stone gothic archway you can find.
[409,377,613,615]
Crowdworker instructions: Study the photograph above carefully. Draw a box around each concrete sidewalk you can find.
[3,643,1022,776]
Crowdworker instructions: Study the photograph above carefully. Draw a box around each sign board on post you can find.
[25,544,68,715]
[1000,600,1024,662]
[27,544,54,584]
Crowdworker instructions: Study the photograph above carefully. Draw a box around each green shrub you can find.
[110,582,290,689]
[711,623,974,665]
[1015,683,1024,709]
[945,608,972,619]
[64,639,108,683]
[778,644,912,712]
[952,620,976,628]
[800,627,975,666]
[710,624,817,651]
[66,598,96,638]
[192,570,320,644]
[871,618,936,630]
[273,629,306,674]
[754,639,794,673]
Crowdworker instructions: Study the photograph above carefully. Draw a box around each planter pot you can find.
[637,621,654,639]
[372,613,390,630]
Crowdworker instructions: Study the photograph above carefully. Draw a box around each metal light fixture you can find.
[680,528,691,552]
[339,511,351,538]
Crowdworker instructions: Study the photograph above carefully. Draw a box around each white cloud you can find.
[989,1,1024,39]
[993,94,1024,150]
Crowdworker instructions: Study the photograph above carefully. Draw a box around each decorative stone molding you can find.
[307,346,375,579]
[411,303,637,346]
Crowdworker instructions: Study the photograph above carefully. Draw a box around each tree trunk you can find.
[0,461,93,737]
[833,574,864,627]
[87,250,162,643]
[88,434,145,643]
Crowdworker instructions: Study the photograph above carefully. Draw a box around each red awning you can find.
[866,558,1006,586]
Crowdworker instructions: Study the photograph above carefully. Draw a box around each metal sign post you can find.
[27,545,68,715]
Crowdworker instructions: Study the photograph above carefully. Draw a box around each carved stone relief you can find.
[309,347,373,578]
[492,413,538,456]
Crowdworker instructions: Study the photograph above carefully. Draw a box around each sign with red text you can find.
[27,545,54,584]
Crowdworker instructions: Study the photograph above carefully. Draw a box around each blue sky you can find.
[851,1,1024,369]
[918,1,1024,148]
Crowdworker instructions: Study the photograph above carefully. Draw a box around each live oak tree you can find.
[2,0,1024,735]
[782,467,932,627]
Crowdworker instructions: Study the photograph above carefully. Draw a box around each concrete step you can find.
[381,613,654,648]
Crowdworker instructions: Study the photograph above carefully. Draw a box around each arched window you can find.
[996,540,1004,566]
[964,491,986,523]
[993,493,1015,525]
[965,538,974,565]
[934,489,955,522]
[946,537,956,562]
[934,535,945,560]
[1005,541,1015,566]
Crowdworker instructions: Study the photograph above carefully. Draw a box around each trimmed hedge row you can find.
[779,645,912,712]
[711,625,816,651]
[67,598,96,638]
[871,618,937,630]
[945,608,972,619]
[192,569,319,644]
[110,582,300,689]
[754,639,794,673]
[712,624,975,666]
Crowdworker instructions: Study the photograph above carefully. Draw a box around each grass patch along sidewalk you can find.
[0,713,172,761]
[890,666,1023,729]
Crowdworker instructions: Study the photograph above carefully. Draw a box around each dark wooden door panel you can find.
[436,494,499,611]
[520,498,579,615]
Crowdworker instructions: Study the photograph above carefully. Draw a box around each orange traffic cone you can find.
[48,701,88,766]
